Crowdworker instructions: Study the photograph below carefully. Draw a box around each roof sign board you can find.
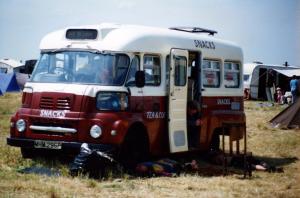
[66,29,98,40]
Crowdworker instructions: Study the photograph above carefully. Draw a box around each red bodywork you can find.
[9,90,245,156]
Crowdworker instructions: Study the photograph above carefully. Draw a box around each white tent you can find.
[0,59,23,73]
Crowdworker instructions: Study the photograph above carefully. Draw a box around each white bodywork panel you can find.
[24,82,128,97]
[39,23,244,97]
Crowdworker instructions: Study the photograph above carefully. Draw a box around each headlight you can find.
[90,125,102,138]
[16,119,26,132]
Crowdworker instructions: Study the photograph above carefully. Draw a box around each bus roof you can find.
[40,23,242,59]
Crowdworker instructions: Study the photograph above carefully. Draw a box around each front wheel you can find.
[119,130,149,169]
[21,148,36,158]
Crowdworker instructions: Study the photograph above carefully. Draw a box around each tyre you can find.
[21,148,36,159]
[210,131,220,151]
[119,127,149,169]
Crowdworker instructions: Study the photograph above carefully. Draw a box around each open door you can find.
[168,49,189,153]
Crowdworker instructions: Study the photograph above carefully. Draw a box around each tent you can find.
[0,73,20,93]
[270,99,300,129]
[272,69,300,77]
[0,58,23,74]
[15,73,30,89]
[244,63,300,101]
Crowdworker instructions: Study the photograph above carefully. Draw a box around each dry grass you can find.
[0,93,300,197]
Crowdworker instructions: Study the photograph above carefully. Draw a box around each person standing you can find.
[276,87,284,104]
[187,101,202,149]
[290,75,298,103]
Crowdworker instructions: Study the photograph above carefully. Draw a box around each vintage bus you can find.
[7,23,245,164]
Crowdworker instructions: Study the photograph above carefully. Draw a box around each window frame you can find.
[125,55,140,87]
[30,51,130,86]
[96,91,129,112]
[174,55,187,86]
[143,54,161,86]
[224,61,241,88]
[202,59,221,88]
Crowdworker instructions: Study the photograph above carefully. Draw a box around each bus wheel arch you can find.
[118,122,149,168]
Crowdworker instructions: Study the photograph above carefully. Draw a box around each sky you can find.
[0,0,299,65]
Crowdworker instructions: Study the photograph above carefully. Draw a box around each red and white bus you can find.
[7,23,245,163]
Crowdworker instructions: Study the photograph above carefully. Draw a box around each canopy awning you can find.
[272,69,300,77]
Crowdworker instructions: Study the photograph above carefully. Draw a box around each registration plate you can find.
[34,140,62,150]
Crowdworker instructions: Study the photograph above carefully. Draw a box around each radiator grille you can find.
[57,98,71,110]
[39,97,54,109]
[39,97,71,110]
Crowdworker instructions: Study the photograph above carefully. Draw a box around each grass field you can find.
[0,93,300,197]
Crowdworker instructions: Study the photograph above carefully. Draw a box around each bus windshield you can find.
[31,51,130,86]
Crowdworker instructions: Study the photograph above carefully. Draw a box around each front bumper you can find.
[7,137,115,153]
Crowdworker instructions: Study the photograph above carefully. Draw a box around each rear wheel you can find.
[210,130,220,151]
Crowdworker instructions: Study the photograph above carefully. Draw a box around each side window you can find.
[144,55,161,86]
[166,55,170,87]
[224,62,240,88]
[114,55,130,85]
[244,74,250,81]
[126,56,140,86]
[174,56,187,86]
[0,67,8,73]
[202,59,220,88]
